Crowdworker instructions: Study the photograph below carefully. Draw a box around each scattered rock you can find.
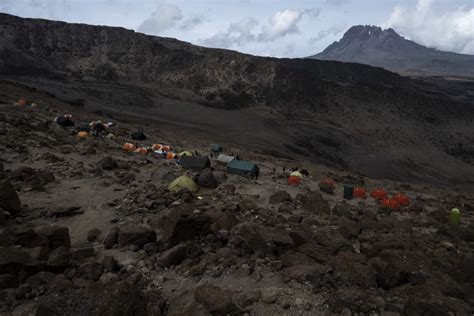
[51,206,83,217]
[298,190,331,214]
[197,168,218,189]
[71,247,95,260]
[36,226,71,248]
[158,243,188,267]
[0,179,22,215]
[46,246,70,269]
[261,287,282,304]
[103,227,120,249]
[78,262,103,281]
[269,191,292,204]
[194,283,239,315]
[0,273,17,289]
[99,156,118,170]
[237,223,294,254]
[87,228,101,242]
[118,225,156,248]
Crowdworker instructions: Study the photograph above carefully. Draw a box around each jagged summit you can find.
[311,25,474,77]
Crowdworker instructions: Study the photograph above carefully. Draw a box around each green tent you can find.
[226,160,259,177]
[168,175,199,193]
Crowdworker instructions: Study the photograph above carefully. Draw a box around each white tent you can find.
[217,154,235,165]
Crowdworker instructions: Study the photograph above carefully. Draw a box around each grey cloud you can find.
[179,15,207,31]
[203,17,258,48]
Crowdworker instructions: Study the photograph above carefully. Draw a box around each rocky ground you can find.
[1,100,474,316]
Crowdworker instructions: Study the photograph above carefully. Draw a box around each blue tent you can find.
[227,160,259,177]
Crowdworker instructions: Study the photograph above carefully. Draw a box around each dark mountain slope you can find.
[0,13,473,188]
[311,25,474,77]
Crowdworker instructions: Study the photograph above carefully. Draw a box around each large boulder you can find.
[194,284,239,315]
[78,262,103,281]
[168,214,212,246]
[237,223,294,254]
[297,190,330,214]
[0,179,22,214]
[158,243,188,268]
[36,226,71,248]
[197,168,218,189]
[46,246,70,269]
[11,228,49,248]
[151,167,176,185]
[118,225,156,248]
[0,247,37,268]
[269,191,292,204]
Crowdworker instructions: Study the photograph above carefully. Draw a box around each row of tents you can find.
[121,141,260,178]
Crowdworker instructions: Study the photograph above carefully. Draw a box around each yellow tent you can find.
[168,175,199,193]
[290,171,303,178]
[76,131,89,139]
[178,151,193,157]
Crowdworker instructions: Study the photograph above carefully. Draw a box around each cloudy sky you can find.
[0,0,473,57]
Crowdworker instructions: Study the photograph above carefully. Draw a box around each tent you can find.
[17,98,26,106]
[131,130,146,141]
[122,143,136,152]
[353,187,367,199]
[290,171,303,178]
[135,147,148,155]
[227,160,259,178]
[76,131,89,139]
[217,154,235,165]
[393,193,409,206]
[211,144,222,153]
[152,144,162,151]
[168,175,199,193]
[166,152,176,160]
[287,176,301,186]
[161,145,171,152]
[370,188,387,200]
[178,151,193,158]
[181,156,211,171]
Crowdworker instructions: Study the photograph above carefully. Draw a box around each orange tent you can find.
[76,131,89,139]
[380,198,400,210]
[353,187,367,199]
[166,152,176,160]
[135,147,148,155]
[122,143,136,152]
[17,98,26,106]
[161,145,171,152]
[152,144,162,151]
[370,188,387,200]
[287,176,301,186]
[393,193,409,206]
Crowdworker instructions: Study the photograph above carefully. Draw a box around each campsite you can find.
[0,84,473,315]
[0,7,473,316]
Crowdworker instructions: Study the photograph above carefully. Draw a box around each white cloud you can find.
[385,0,474,54]
[309,24,346,44]
[138,2,183,35]
[179,14,207,31]
[202,8,319,49]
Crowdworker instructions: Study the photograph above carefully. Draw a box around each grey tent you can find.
[181,156,211,171]
[217,154,235,165]
[226,160,259,178]
[211,144,223,153]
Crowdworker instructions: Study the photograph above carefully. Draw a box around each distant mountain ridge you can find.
[310,25,474,77]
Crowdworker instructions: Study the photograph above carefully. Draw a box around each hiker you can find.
[195,150,199,156]
[55,115,74,128]
[283,166,286,173]
[272,167,276,174]
[90,120,107,138]
[235,155,240,161]
[300,169,309,176]
[255,168,259,180]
